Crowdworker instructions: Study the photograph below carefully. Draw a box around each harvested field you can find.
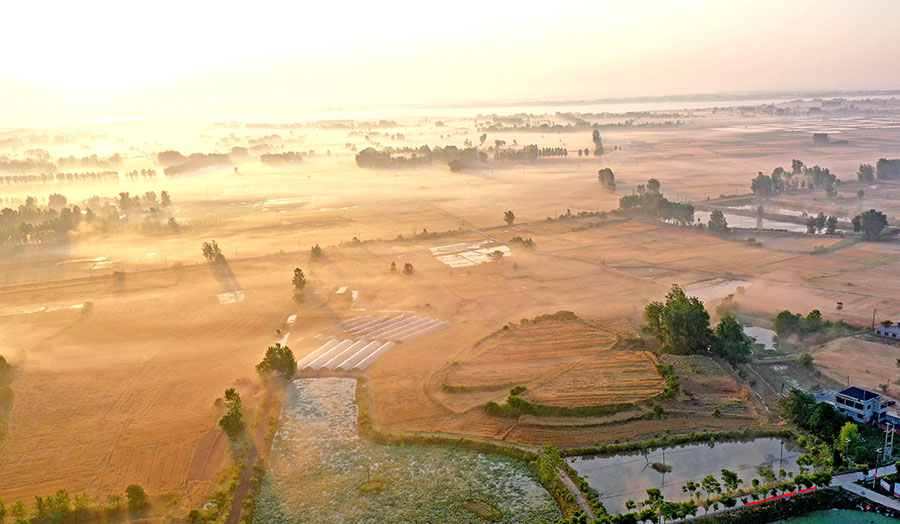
[816,336,900,397]
[521,351,664,407]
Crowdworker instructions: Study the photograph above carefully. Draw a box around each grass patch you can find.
[463,498,502,521]
[359,479,388,493]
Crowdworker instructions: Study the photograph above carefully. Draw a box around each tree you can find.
[125,484,148,511]
[799,352,814,368]
[643,284,712,355]
[792,159,804,175]
[598,168,616,192]
[160,190,172,207]
[707,210,728,234]
[852,209,888,239]
[809,402,845,440]
[256,343,296,379]
[857,164,875,183]
[592,130,604,156]
[9,501,24,520]
[751,172,774,196]
[837,422,859,456]
[310,244,323,260]
[641,488,664,521]
[292,268,306,291]
[682,480,698,500]
[167,217,180,233]
[814,212,826,233]
[201,240,222,262]
[701,475,722,500]
[390,261,397,273]
[403,262,414,275]
[647,178,660,194]
[218,388,243,439]
[721,469,742,493]
[778,389,816,428]
[876,158,900,180]
[711,315,752,364]
[0,498,5,523]
[774,310,804,337]
[806,216,817,234]
[858,189,865,199]
[826,215,838,234]
[503,210,516,225]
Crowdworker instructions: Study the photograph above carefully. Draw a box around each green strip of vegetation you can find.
[484,394,639,419]
[0,484,150,524]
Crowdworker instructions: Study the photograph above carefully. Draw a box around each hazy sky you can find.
[3,0,900,122]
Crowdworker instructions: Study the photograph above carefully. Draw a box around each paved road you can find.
[834,464,900,511]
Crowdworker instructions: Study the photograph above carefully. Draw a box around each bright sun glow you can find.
[2,0,900,120]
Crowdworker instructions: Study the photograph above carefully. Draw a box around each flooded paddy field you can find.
[568,437,803,514]
[253,378,559,524]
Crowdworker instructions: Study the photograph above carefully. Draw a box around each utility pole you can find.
[873,309,878,330]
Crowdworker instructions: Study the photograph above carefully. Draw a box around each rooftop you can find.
[839,386,879,402]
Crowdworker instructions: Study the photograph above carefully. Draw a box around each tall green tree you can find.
[711,315,752,364]
[218,387,243,439]
[707,210,728,234]
[857,163,875,182]
[256,343,296,379]
[852,209,888,239]
[644,285,712,355]
[837,422,859,456]
[503,210,516,225]
[292,268,307,291]
[125,484,148,511]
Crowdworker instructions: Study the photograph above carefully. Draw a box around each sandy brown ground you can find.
[3,101,900,505]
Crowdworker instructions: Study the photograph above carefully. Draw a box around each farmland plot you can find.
[253,378,559,524]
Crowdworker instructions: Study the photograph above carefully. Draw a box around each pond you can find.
[567,438,804,514]
[253,378,560,524]
[777,509,900,523]
[744,326,777,351]
[695,210,808,233]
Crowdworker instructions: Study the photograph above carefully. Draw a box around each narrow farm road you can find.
[557,468,595,520]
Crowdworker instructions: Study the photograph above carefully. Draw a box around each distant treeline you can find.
[158,150,232,176]
[355,145,488,171]
[58,153,124,169]
[750,160,838,197]
[0,190,176,245]
[260,151,306,165]
[478,119,682,133]
[0,171,120,186]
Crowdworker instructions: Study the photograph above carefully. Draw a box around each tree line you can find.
[0,191,177,245]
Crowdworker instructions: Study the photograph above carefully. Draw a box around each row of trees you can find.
[0,484,149,524]
[0,171,120,186]
[857,159,900,181]
[0,191,177,245]
[750,162,838,197]
[644,285,752,364]
[618,189,695,227]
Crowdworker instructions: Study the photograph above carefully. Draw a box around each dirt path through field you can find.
[224,389,281,524]
[557,468,595,520]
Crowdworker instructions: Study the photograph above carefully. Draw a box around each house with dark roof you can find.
[835,387,887,423]
[875,325,900,340]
